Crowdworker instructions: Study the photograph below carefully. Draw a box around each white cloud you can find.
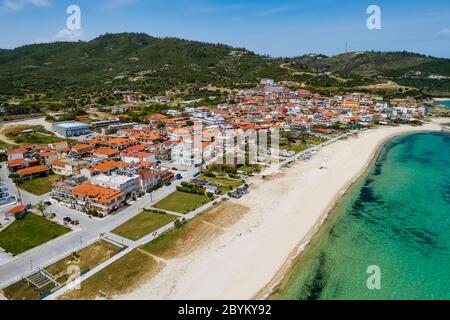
[104,0,140,9]
[36,28,84,44]
[1,0,50,11]
[439,28,450,36]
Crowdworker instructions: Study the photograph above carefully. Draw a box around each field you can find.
[3,280,43,300]
[45,240,120,285]
[61,249,163,300]
[61,202,248,299]
[19,174,63,195]
[142,202,248,259]
[3,241,119,300]
[153,191,212,214]
[112,211,177,241]
[0,214,70,256]
[199,175,244,192]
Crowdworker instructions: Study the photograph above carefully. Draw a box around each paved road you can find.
[0,167,198,289]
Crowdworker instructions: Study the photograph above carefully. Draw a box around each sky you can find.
[0,0,449,58]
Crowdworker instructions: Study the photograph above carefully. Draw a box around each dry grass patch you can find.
[142,202,249,259]
[61,250,163,300]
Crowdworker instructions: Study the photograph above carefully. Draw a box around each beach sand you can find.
[118,120,445,300]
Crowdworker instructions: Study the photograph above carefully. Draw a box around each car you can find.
[44,201,52,206]
[156,161,162,165]
[175,174,183,180]
[70,220,80,226]
[63,217,72,223]
[171,167,178,171]
[165,182,172,187]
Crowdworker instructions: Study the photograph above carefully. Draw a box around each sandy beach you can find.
[118,120,445,300]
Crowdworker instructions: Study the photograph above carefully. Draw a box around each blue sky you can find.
[0,0,449,58]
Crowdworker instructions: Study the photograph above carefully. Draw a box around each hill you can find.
[0,33,450,107]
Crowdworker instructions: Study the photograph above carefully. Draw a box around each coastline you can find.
[432,98,450,101]
[118,120,445,300]
[254,125,432,299]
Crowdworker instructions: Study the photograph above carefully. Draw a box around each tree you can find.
[37,201,47,217]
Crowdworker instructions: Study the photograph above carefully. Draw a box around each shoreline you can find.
[432,98,450,101]
[118,120,445,300]
[253,126,420,299]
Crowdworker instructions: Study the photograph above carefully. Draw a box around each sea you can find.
[438,100,450,108]
[270,132,450,300]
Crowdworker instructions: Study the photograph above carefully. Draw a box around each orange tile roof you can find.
[94,148,120,156]
[7,147,28,155]
[72,183,124,205]
[17,165,49,176]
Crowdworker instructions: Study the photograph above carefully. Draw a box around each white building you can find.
[91,172,141,198]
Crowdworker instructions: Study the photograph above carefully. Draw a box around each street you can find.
[0,166,198,289]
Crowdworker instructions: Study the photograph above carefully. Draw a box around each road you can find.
[0,167,198,289]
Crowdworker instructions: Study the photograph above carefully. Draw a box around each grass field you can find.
[46,240,120,285]
[3,280,44,300]
[0,214,70,256]
[61,249,163,300]
[153,191,212,214]
[19,174,63,195]
[3,241,119,300]
[112,211,177,241]
[142,202,248,259]
[199,175,243,192]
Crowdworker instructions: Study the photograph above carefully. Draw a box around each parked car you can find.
[165,182,172,187]
[63,217,72,223]
[44,201,52,206]
[172,167,178,171]
[70,220,80,226]
[175,173,183,180]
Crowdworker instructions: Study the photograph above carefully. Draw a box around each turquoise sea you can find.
[438,100,450,108]
[271,132,450,300]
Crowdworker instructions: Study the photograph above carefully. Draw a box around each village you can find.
[0,78,432,300]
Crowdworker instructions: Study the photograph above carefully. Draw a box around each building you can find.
[52,159,87,176]
[0,181,12,206]
[52,121,91,137]
[5,205,28,220]
[91,172,141,198]
[71,183,126,216]
[137,169,161,191]
[17,165,50,181]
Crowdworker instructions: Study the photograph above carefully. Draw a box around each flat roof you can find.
[54,122,90,129]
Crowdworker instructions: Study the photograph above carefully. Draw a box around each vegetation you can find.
[45,241,119,285]
[112,211,177,241]
[153,191,211,214]
[1,33,449,110]
[199,175,244,193]
[0,214,69,255]
[18,174,63,195]
[61,249,163,300]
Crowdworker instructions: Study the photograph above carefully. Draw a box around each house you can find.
[49,141,70,153]
[137,169,161,191]
[71,144,93,158]
[6,147,31,161]
[5,205,28,220]
[52,159,87,176]
[91,172,141,199]
[38,151,58,165]
[0,181,12,205]
[71,183,126,216]
[17,165,50,181]
[80,160,128,178]
[121,151,156,164]
[160,170,175,185]
[93,148,120,160]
